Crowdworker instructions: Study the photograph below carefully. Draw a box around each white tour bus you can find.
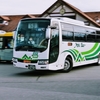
[12,17,100,72]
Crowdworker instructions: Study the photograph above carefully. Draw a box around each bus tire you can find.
[97,53,100,65]
[62,57,73,72]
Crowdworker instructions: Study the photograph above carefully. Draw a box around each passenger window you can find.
[74,32,86,41]
[87,34,95,42]
[96,31,100,42]
[62,31,73,41]
[86,29,96,42]
[96,34,100,42]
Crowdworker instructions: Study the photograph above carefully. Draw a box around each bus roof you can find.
[59,17,85,26]
[20,17,100,31]
[57,17,100,31]
[0,32,13,36]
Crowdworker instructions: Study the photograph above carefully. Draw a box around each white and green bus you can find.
[12,17,100,72]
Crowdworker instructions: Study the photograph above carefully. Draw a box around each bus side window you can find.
[96,31,100,42]
[96,34,100,42]
[74,32,86,41]
[0,42,3,48]
[8,39,13,48]
[62,31,73,41]
[86,30,96,42]
[4,38,13,49]
[86,34,95,42]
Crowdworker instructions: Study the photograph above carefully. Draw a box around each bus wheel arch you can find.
[62,55,73,72]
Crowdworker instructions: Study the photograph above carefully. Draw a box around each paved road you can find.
[0,62,100,100]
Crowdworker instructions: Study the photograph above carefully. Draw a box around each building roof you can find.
[85,12,100,24]
[0,14,36,32]
[0,16,10,21]
[40,0,100,27]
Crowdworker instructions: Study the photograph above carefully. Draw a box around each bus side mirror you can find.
[46,28,51,39]
[46,26,57,39]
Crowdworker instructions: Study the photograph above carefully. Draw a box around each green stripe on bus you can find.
[63,49,76,60]
[81,43,99,55]
[85,45,100,59]
[62,43,100,62]
[86,55,98,60]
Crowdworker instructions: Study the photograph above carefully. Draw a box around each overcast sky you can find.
[0,0,100,15]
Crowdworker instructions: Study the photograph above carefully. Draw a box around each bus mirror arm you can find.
[48,25,57,29]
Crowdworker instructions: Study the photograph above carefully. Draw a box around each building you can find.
[39,0,100,27]
[85,12,100,24]
[0,14,38,32]
[0,0,100,32]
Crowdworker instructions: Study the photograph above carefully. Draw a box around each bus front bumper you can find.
[13,62,49,70]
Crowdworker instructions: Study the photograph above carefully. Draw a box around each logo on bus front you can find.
[32,52,38,58]
[22,52,38,60]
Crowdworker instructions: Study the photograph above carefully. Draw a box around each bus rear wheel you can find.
[62,57,73,72]
[97,53,100,65]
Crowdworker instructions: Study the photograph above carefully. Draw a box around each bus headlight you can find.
[12,58,17,63]
[38,60,49,65]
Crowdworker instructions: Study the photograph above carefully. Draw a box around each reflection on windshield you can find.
[15,28,48,52]
[15,19,50,52]
[15,42,47,52]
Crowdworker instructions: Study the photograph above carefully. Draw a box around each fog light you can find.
[38,60,48,65]
[12,58,17,63]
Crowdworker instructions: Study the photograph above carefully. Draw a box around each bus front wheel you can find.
[62,57,73,72]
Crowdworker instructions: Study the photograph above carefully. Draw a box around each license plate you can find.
[28,65,36,70]
[24,60,31,63]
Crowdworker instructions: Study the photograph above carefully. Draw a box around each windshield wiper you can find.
[15,44,47,51]
[15,44,33,51]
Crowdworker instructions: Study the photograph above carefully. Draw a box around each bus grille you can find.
[18,59,38,63]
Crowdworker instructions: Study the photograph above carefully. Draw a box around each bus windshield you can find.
[15,19,50,52]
